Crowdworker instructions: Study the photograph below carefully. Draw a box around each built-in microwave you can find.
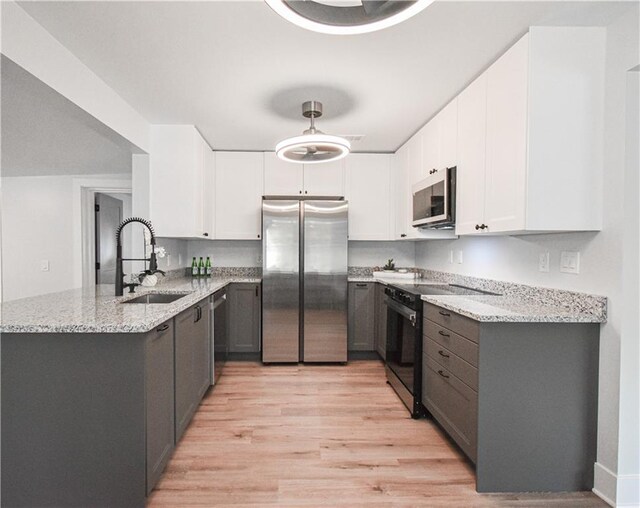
[411,167,456,229]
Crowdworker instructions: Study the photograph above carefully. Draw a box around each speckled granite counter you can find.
[420,294,605,323]
[0,277,260,334]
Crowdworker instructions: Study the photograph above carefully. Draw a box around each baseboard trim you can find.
[593,462,640,507]
[616,473,640,507]
[594,463,617,507]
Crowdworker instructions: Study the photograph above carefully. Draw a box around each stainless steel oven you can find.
[412,166,456,229]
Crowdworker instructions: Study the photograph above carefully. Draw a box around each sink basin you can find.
[122,293,188,304]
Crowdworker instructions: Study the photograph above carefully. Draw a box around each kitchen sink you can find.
[122,293,189,304]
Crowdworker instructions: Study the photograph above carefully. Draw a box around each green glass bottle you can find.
[205,256,212,277]
[198,257,205,277]
[191,257,198,277]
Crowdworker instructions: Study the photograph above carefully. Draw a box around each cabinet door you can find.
[264,152,304,196]
[348,283,375,351]
[456,74,488,235]
[303,159,344,196]
[422,120,439,177]
[375,284,387,359]
[345,154,392,240]
[192,300,210,401]
[228,283,261,353]
[484,34,528,233]
[145,320,175,495]
[150,126,202,237]
[174,301,208,441]
[215,152,264,239]
[438,99,458,169]
[202,141,215,238]
[393,144,410,240]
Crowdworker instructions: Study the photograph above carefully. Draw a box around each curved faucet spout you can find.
[115,217,161,296]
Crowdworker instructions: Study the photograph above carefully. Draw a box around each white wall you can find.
[348,241,416,268]
[416,11,639,506]
[188,240,261,268]
[1,174,132,301]
[185,239,417,269]
[155,237,189,272]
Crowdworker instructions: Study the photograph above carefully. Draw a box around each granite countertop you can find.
[421,294,606,323]
[0,277,261,334]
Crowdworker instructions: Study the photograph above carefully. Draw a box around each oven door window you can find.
[386,307,415,393]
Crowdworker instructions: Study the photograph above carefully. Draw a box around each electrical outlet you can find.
[539,252,550,272]
[166,254,171,267]
[560,251,580,274]
[40,260,50,272]
[449,250,454,264]
[456,250,463,264]
[178,254,182,266]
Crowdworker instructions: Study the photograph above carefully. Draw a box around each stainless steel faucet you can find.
[115,217,165,296]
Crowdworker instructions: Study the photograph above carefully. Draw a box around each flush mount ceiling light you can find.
[276,101,351,164]
[264,0,433,35]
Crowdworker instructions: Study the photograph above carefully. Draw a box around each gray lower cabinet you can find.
[421,302,600,493]
[175,297,210,441]
[374,283,387,359]
[145,320,176,495]
[348,282,375,351]
[228,283,261,353]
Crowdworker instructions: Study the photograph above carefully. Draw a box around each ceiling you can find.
[1,56,134,177]
[15,1,632,153]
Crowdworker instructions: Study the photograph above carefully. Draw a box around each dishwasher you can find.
[211,288,228,385]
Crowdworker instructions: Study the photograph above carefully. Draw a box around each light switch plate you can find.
[449,250,454,264]
[539,252,550,272]
[456,250,463,264]
[166,254,171,267]
[560,251,580,274]
[40,260,50,272]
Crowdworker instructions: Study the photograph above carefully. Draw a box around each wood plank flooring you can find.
[148,361,606,507]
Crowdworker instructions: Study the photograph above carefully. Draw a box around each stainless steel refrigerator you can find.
[262,199,348,363]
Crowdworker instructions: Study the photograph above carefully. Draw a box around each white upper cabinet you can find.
[264,152,304,196]
[149,125,212,238]
[456,28,605,235]
[421,99,458,176]
[214,152,264,240]
[484,33,529,233]
[438,99,458,170]
[455,74,488,236]
[345,154,393,241]
[302,159,345,196]
[393,144,410,240]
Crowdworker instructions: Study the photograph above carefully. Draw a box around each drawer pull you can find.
[438,350,450,359]
[438,330,450,338]
[437,369,450,379]
[438,310,451,317]
[356,283,368,287]
[156,324,169,332]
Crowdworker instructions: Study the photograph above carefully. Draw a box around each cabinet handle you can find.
[305,191,308,194]
[475,224,480,230]
[400,234,407,238]
[257,234,261,239]
[438,310,451,317]
[156,323,170,332]
[195,306,201,323]
[203,232,209,237]
[482,224,488,230]
[437,369,450,379]
[438,330,450,338]
[356,283,368,287]
[438,350,450,359]
[255,286,259,297]
[299,190,302,194]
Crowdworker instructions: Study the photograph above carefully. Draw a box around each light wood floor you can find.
[148,361,606,507]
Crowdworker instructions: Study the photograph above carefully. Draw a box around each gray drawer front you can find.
[423,320,478,367]
[424,337,478,391]
[422,355,478,463]
[424,303,479,342]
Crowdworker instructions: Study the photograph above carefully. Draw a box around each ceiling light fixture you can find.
[275,101,351,164]
[264,0,433,35]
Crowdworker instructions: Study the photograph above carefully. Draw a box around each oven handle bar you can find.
[384,296,417,327]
